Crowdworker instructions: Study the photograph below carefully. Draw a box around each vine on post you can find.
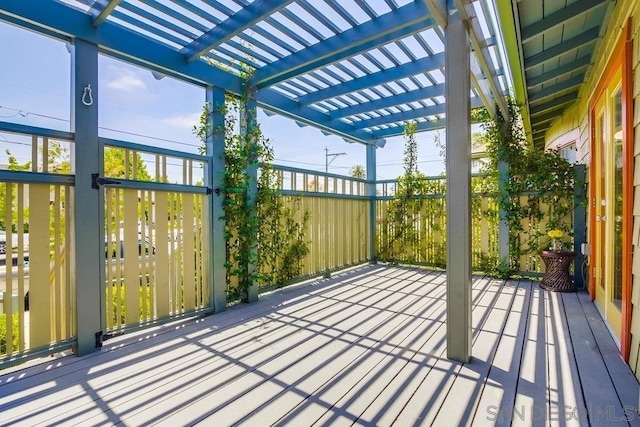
[378,121,443,263]
[196,81,309,301]
[475,99,576,276]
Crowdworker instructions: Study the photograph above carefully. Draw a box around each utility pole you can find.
[325,147,346,173]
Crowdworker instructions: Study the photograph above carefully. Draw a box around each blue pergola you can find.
[0,0,512,142]
[0,0,518,363]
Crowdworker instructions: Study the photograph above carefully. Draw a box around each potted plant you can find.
[547,229,564,251]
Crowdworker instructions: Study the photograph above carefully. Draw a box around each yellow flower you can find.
[547,229,563,239]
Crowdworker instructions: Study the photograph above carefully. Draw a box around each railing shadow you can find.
[0,265,598,426]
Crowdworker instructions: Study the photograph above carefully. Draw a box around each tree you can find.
[349,165,365,178]
[104,147,151,181]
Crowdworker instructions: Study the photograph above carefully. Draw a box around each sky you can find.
[0,20,447,181]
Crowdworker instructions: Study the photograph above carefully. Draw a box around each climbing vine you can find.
[378,122,446,264]
[196,82,309,301]
[475,99,577,275]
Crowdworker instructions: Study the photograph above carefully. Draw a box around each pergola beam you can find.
[0,0,243,93]
[298,53,445,105]
[182,0,295,62]
[90,0,121,27]
[254,2,433,88]
[453,0,508,119]
[331,84,445,119]
[351,96,483,130]
[257,90,374,143]
[422,0,448,28]
[371,118,444,139]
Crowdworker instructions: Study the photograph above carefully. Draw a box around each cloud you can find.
[106,68,146,92]
[164,113,201,129]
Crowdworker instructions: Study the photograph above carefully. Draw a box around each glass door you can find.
[593,70,622,342]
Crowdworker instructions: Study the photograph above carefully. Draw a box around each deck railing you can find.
[101,141,211,332]
[374,174,575,275]
[0,123,577,365]
[270,166,371,285]
[0,124,75,360]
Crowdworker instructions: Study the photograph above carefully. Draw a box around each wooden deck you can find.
[1,265,639,426]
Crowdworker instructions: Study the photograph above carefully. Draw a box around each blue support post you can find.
[573,165,586,288]
[366,143,377,262]
[242,92,259,303]
[71,39,104,355]
[206,86,227,312]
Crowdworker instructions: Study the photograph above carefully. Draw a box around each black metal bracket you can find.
[212,187,221,196]
[91,173,121,189]
[95,331,103,348]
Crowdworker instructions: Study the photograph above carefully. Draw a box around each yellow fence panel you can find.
[105,188,209,332]
[1,180,74,358]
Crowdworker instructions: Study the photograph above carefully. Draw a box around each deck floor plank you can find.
[395,277,517,426]
[378,276,499,426]
[512,284,550,427]
[353,275,495,427]
[471,280,532,427]
[84,270,409,426]
[562,289,630,426]
[237,272,448,427]
[431,278,519,426]
[0,266,638,427]
[545,289,586,427]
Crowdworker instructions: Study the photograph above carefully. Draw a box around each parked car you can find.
[105,239,156,286]
[0,231,6,255]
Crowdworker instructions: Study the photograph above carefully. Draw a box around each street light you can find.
[325,147,346,173]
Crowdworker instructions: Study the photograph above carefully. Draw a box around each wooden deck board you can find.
[512,284,550,427]
[240,273,448,426]
[431,278,519,426]
[472,280,533,427]
[562,290,634,426]
[576,291,640,421]
[545,290,585,427]
[393,277,515,426]
[0,265,638,427]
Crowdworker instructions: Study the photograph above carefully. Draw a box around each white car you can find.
[0,231,5,254]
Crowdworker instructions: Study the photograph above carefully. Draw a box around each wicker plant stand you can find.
[539,250,576,292]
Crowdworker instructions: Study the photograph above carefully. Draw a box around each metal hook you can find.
[82,84,94,106]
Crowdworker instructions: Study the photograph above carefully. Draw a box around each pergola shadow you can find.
[0,265,636,426]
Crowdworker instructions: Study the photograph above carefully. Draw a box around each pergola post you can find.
[498,160,510,267]
[445,11,472,362]
[366,143,377,261]
[206,86,227,312]
[242,94,259,303]
[71,39,104,355]
[573,164,586,288]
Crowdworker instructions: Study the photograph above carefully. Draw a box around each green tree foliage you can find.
[0,313,19,354]
[104,147,152,181]
[349,164,366,179]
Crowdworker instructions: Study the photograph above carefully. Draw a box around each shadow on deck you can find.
[0,265,638,426]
